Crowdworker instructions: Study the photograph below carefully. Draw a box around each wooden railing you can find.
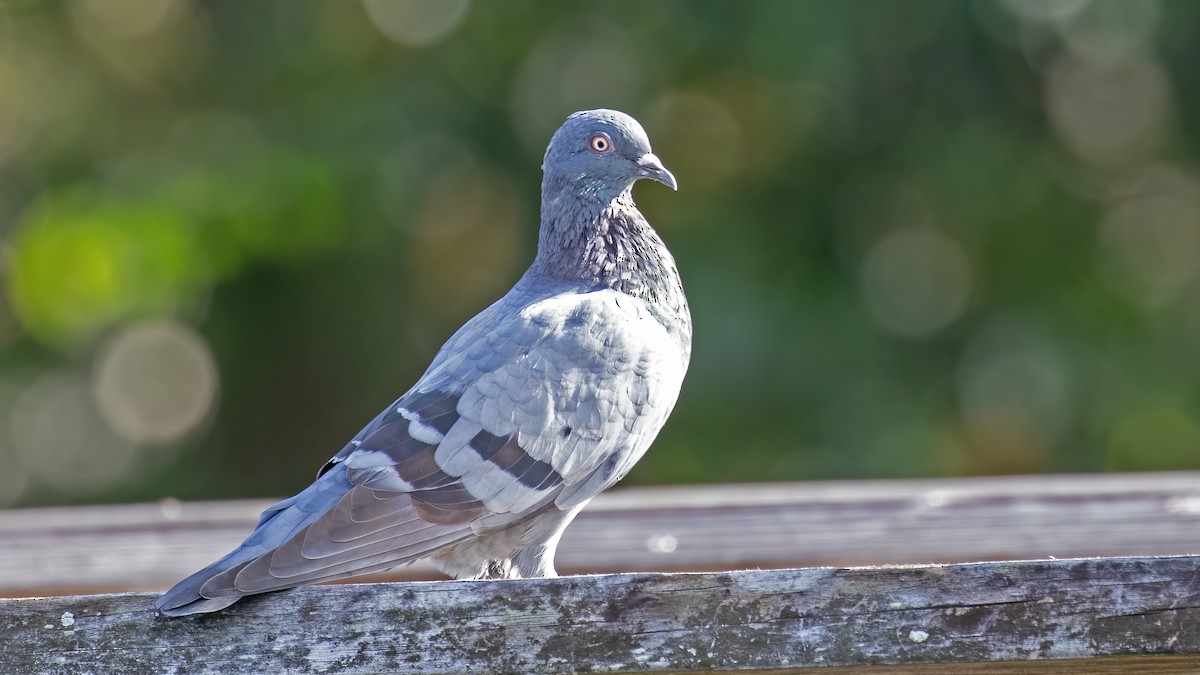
[3,472,1200,672]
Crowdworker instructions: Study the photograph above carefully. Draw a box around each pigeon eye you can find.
[589,134,611,153]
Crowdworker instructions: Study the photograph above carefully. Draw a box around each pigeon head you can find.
[542,109,677,201]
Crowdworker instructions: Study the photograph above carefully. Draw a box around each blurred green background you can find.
[1,0,1198,507]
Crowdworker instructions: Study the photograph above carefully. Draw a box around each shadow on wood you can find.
[3,556,1199,674]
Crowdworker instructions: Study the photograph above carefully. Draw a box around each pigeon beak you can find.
[637,153,678,191]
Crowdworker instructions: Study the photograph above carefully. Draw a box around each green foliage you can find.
[0,0,1197,506]
[8,149,342,345]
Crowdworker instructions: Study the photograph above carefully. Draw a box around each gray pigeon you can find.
[156,109,691,616]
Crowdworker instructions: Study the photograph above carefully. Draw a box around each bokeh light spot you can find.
[1098,164,1200,306]
[69,0,180,42]
[362,0,470,48]
[1057,0,1159,67]
[93,319,218,445]
[861,229,973,338]
[646,93,744,191]
[956,320,1071,448]
[10,373,136,494]
[1047,55,1170,166]
[407,158,521,347]
[0,58,37,165]
[6,197,193,346]
[67,0,205,89]
[998,0,1091,25]
[378,134,476,230]
[10,215,124,342]
[511,29,642,157]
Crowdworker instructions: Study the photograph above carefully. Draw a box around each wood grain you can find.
[4,472,1200,596]
[3,556,1198,674]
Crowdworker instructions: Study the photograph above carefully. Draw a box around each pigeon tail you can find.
[154,466,354,616]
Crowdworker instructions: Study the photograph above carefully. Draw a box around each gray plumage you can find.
[156,109,690,616]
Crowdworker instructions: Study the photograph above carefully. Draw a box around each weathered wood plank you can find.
[4,472,1200,596]
[800,658,1200,673]
[3,556,1198,674]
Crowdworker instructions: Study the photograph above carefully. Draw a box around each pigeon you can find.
[155,109,691,616]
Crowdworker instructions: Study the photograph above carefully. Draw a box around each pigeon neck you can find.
[533,180,685,310]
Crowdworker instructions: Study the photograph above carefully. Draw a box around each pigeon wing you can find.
[155,286,685,614]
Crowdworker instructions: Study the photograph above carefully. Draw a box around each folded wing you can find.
[155,288,684,615]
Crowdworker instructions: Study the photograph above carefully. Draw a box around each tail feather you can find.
[154,464,475,616]
[229,527,468,592]
[153,466,353,616]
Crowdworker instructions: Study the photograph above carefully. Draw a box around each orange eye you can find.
[589,134,611,153]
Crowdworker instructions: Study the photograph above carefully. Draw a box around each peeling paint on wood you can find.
[2,556,1198,674]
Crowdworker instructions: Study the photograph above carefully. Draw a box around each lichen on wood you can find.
[2,555,1199,674]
